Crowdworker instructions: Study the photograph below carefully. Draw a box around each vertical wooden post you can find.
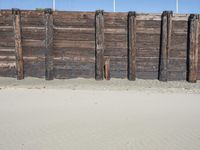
[44,8,54,80]
[12,8,24,80]
[95,10,104,80]
[159,11,173,81]
[128,11,136,81]
[188,14,199,83]
[104,57,110,80]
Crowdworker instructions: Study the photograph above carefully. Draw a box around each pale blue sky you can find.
[0,0,200,13]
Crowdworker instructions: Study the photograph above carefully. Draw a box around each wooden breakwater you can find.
[0,9,200,82]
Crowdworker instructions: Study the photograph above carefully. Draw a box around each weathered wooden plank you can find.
[103,12,128,31]
[108,57,127,78]
[53,11,95,20]
[54,40,95,48]
[104,57,110,80]
[159,11,172,81]
[0,27,13,33]
[0,10,13,26]
[20,10,44,27]
[0,49,15,56]
[22,28,45,40]
[22,47,45,57]
[53,48,95,57]
[53,61,94,69]
[136,14,162,21]
[172,14,190,21]
[44,9,54,80]
[95,10,104,80]
[104,48,127,57]
[168,71,187,81]
[137,33,161,42]
[104,13,127,29]
[20,10,44,17]
[0,31,14,38]
[54,56,95,63]
[197,15,200,76]
[128,11,136,80]
[53,12,95,28]
[136,20,161,29]
[21,17,45,27]
[54,27,95,33]
[136,39,160,49]
[54,68,94,79]
[0,61,16,68]
[104,33,127,42]
[110,70,127,78]
[104,28,127,34]
[172,20,188,33]
[105,41,127,49]
[103,12,127,19]
[54,19,94,28]
[22,39,45,47]
[104,19,127,29]
[136,27,160,34]
[171,34,187,50]
[136,71,159,79]
[0,40,15,47]
[136,57,159,72]
[169,48,187,58]
[188,14,199,82]
[24,59,45,78]
[168,59,187,72]
[12,9,24,80]
[0,66,16,77]
[54,32,95,41]
[136,48,160,57]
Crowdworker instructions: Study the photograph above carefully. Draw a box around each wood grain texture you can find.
[12,9,24,80]
[104,57,110,80]
[44,9,54,80]
[0,10,13,26]
[188,14,199,82]
[95,10,104,80]
[159,11,172,81]
[0,10,200,82]
[128,12,136,80]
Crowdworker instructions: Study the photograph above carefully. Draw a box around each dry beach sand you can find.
[0,77,200,150]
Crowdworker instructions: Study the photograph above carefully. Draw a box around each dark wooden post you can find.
[12,8,24,80]
[104,57,110,80]
[128,11,136,81]
[44,8,54,80]
[159,11,173,81]
[95,10,104,80]
[188,14,199,83]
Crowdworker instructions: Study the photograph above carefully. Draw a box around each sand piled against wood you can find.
[0,78,200,150]
[0,77,200,93]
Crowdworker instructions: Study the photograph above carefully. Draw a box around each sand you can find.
[0,77,200,150]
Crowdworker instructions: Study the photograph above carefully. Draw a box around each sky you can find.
[0,0,200,13]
